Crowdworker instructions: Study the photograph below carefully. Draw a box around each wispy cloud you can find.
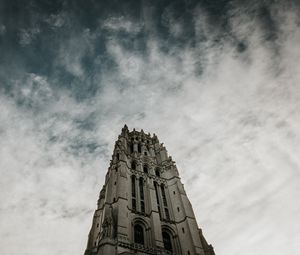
[0,1,299,255]
[19,27,41,46]
[102,16,143,34]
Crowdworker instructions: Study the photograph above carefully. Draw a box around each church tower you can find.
[84,125,215,255]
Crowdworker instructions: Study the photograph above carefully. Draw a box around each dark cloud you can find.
[0,1,300,255]
[1,0,299,100]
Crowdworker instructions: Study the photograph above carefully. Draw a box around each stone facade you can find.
[84,125,215,255]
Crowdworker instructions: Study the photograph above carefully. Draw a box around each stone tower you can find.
[84,125,215,255]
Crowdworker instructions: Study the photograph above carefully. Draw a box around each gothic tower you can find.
[84,125,215,255]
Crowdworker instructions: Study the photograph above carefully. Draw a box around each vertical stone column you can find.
[148,180,164,249]
[115,154,130,243]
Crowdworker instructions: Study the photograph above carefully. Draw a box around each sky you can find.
[0,0,300,255]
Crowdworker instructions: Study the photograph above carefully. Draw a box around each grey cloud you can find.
[45,13,66,28]
[102,17,143,34]
[0,24,6,35]
[19,27,41,46]
[0,1,300,255]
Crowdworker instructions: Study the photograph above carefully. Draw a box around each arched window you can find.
[134,224,144,245]
[131,161,136,170]
[138,143,142,153]
[130,143,134,153]
[162,231,173,252]
[143,165,148,174]
[155,168,160,177]
[116,153,120,160]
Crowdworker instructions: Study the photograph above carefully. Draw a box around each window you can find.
[162,231,173,252]
[177,207,180,212]
[154,182,161,218]
[141,201,145,213]
[131,176,136,197]
[139,178,144,200]
[134,224,144,245]
[188,251,190,255]
[116,153,120,160]
[161,185,167,206]
[182,227,185,233]
[165,208,170,220]
[144,151,147,156]
[139,177,145,213]
[161,184,170,220]
[132,198,136,211]
[173,191,175,195]
[155,169,160,177]
[131,161,136,170]
[143,165,148,174]
[138,143,141,153]
[130,143,134,153]
[160,184,170,220]
[132,176,136,211]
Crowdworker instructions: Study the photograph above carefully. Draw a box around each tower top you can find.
[120,125,160,144]
[84,126,215,255]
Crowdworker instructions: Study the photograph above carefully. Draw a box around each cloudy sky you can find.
[0,0,300,254]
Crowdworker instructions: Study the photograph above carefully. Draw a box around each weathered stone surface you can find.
[84,126,215,255]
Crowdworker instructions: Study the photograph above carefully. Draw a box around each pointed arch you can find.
[131,161,137,170]
[134,224,144,245]
[155,168,160,177]
[162,231,173,252]
[143,164,148,174]
[161,225,181,254]
[132,218,151,247]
